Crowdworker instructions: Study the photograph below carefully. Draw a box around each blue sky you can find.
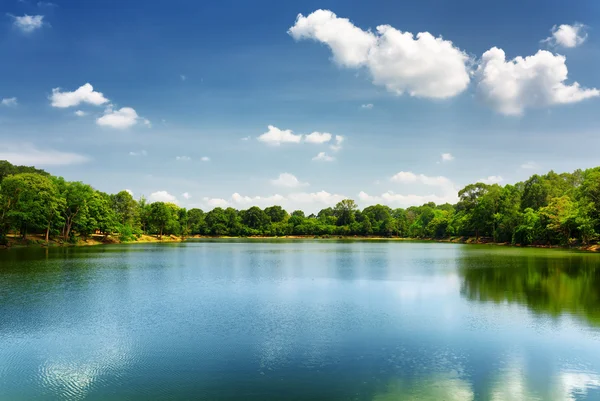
[1,0,599,212]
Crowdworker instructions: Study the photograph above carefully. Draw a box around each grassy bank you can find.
[2,234,598,252]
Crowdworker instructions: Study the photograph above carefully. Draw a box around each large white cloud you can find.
[50,83,109,108]
[359,191,458,207]
[149,191,178,204]
[97,107,147,129]
[0,143,89,166]
[12,15,44,33]
[257,125,303,145]
[476,47,599,115]
[479,176,504,184]
[271,173,308,188]
[289,9,471,99]
[201,190,347,212]
[390,171,454,190]
[544,23,587,48]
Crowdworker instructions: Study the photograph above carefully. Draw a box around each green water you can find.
[0,241,599,400]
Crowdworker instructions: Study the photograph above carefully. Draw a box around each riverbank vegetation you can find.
[1,160,599,248]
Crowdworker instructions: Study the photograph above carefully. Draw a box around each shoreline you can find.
[2,234,599,253]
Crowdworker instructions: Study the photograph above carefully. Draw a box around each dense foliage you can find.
[0,161,599,246]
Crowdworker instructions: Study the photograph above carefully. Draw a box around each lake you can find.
[1,240,599,400]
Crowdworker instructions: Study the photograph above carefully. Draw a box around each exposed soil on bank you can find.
[2,234,598,252]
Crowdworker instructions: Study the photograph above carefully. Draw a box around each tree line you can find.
[1,160,599,246]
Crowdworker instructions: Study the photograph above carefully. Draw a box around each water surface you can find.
[1,241,599,400]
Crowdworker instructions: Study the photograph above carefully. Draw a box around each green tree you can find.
[333,199,358,226]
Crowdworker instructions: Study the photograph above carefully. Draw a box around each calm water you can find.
[1,241,600,400]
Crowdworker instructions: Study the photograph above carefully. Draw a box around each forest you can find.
[1,160,599,246]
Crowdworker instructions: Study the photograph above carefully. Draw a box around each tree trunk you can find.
[476,229,479,243]
[45,223,50,244]
[159,227,163,240]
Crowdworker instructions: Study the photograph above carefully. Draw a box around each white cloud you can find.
[74,110,87,117]
[202,197,229,208]
[1,97,18,107]
[521,161,539,170]
[289,9,471,99]
[359,191,458,207]
[180,74,187,81]
[50,83,109,108]
[361,103,374,109]
[143,118,152,128]
[390,171,457,195]
[390,171,418,183]
[176,156,191,161]
[149,191,178,204]
[544,23,587,48]
[312,152,335,162]
[182,192,191,200]
[201,156,210,162]
[0,143,89,166]
[305,131,332,144]
[129,150,147,156]
[476,47,599,115]
[97,107,145,129]
[479,175,504,184]
[257,125,303,145]
[330,135,344,152]
[241,136,251,141]
[201,190,347,212]
[12,14,44,33]
[441,153,454,162]
[125,189,133,196]
[271,173,309,188]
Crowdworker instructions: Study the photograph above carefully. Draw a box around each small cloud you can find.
[201,156,210,162]
[361,103,374,109]
[1,97,18,107]
[241,136,251,141]
[129,150,147,156]
[330,135,344,152]
[12,14,44,33]
[125,189,133,196]
[271,173,309,188]
[544,23,587,48]
[176,156,191,161]
[149,191,178,204]
[312,152,335,162]
[143,118,152,128]
[479,175,504,184]
[257,125,303,145]
[305,131,332,144]
[182,192,191,200]
[37,2,57,7]
[180,74,187,81]
[74,110,87,117]
[441,153,454,162]
[50,83,108,108]
[521,161,539,170]
[97,106,145,129]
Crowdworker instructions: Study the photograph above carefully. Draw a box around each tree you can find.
[241,206,269,231]
[111,190,138,226]
[264,205,288,223]
[60,181,94,241]
[334,199,358,226]
[188,208,205,235]
[148,202,171,239]
[0,173,63,241]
